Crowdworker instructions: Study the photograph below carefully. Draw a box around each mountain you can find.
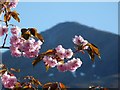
[2,22,120,88]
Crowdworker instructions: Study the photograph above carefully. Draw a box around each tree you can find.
[0,1,107,90]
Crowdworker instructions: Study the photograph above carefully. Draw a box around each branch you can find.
[2,34,8,47]
[0,46,9,49]
[2,8,8,47]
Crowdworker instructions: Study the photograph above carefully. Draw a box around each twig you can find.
[2,8,8,47]
[0,46,9,49]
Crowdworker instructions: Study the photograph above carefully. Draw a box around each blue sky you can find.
[0,2,118,52]
[14,2,118,34]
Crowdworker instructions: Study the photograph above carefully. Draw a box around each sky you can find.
[15,2,118,34]
[0,2,118,52]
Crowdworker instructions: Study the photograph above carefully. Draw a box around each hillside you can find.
[2,22,119,88]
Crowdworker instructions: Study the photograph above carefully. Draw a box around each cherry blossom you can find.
[1,72,17,89]
[57,58,82,72]
[55,45,73,59]
[8,0,19,8]
[10,35,43,58]
[57,63,68,72]
[73,35,89,50]
[65,49,73,59]
[43,56,58,68]
[67,58,82,72]
[0,26,8,36]
[11,26,20,35]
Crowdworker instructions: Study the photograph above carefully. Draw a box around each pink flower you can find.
[43,56,58,68]
[82,40,89,49]
[10,35,42,58]
[11,26,20,35]
[8,0,19,8]
[65,49,73,59]
[1,72,10,83]
[73,35,84,45]
[11,49,21,57]
[73,35,89,50]
[0,26,8,37]
[23,50,39,58]
[1,72,17,89]
[56,51,65,60]
[57,63,67,72]
[67,58,82,72]
[10,35,20,45]
[55,45,65,59]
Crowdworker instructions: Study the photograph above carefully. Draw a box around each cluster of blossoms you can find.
[1,72,17,89]
[55,45,73,59]
[43,45,82,72]
[0,0,19,8]
[0,25,8,36]
[73,35,89,50]
[57,58,82,72]
[10,26,43,58]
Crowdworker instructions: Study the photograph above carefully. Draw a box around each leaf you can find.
[43,49,56,56]
[29,28,37,36]
[0,64,6,69]
[11,10,20,22]
[23,85,29,89]
[22,31,31,40]
[4,12,11,22]
[10,68,20,72]
[87,43,101,61]
[42,82,58,90]
[36,33,44,42]
[87,49,95,61]
[32,78,42,87]
[0,69,7,76]
[45,64,50,72]
[32,54,44,66]
[21,28,28,35]
[0,4,3,17]
[59,83,67,90]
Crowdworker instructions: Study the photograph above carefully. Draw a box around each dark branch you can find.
[0,46,9,49]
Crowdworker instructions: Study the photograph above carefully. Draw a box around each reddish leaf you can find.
[21,31,31,40]
[10,68,20,72]
[43,49,56,56]
[0,69,7,76]
[21,28,28,35]
[43,82,58,90]
[4,12,11,22]
[11,10,20,22]
[29,28,37,36]
[31,78,42,87]
[36,33,44,42]
[32,54,44,66]
[59,83,67,89]
[87,43,101,61]
[45,64,50,72]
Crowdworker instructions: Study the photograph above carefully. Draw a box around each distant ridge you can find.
[2,22,119,88]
